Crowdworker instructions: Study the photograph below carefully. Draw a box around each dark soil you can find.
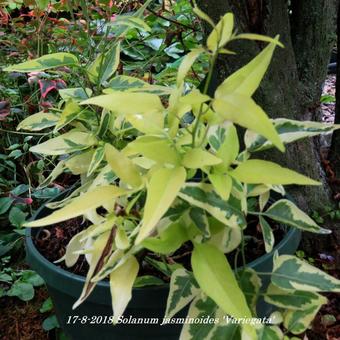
[0,287,51,340]
[34,215,285,281]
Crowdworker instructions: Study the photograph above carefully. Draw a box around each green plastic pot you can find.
[25,198,301,340]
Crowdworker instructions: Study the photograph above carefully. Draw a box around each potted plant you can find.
[5,5,340,340]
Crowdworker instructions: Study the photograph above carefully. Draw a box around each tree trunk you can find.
[197,0,339,251]
[197,0,337,208]
[330,3,340,183]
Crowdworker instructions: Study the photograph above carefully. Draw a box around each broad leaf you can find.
[213,95,284,151]
[65,150,94,175]
[207,13,234,52]
[272,255,340,292]
[245,118,340,152]
[165,268,200,319]
[191,243,252,319]
[17,112,58,131]
[24,185,127,227]
[262,199,330,234]
[54,100,82,131]
[230,160,320,186]
[135,167,186,244]
[4,53,79,72]
[178,183,246,229]
[179,295,241,340]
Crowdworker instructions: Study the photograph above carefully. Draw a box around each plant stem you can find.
[191,52,217,147]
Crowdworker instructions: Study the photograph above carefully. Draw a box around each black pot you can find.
[26,202,301,340]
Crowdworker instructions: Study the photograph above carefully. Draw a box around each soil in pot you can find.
[33,213,286,280]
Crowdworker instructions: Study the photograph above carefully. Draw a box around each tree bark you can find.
[197,0,338,210]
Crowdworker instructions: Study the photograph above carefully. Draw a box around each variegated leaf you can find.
[283,294,327,334]
[189,207,210,238]
[59,87,92,102]
[245,118,340,152]
[272,255,340,292]
[179,295,241,340]
[178,183,246,229]
[165,268,200,319]
[17,111,59,131]
[54,100,82,131]
[73,228,115,309]
[238,268,261,315]
[30,130,97,156]
[87,145,105,176]
[256,325,283,340]
[262,199,330,234]
[4,52,79,72]
[264,283,326,310]
[259,216,275,253]
[65,150,94,175]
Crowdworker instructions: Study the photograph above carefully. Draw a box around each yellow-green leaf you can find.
[230,160,320,185]
[213,94,284,151]
[215,38,279,98]
[54,100,82,132]
[65,150,94,175]
[105,143,142,188]
[207,13,234,52]
[182,148,222,169]
[135,167,186,244]
[24,186,128,227]
[110,256,139,323]
[191,243,252,319]
[208,173,233,201]
[177,48,204,86]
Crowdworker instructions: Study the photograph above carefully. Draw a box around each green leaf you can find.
[110,16,151,32]
[17,112,59,131]
[30,130,97,155]
[133,275,164,288]
[245,119,340,152]
[4,53,79,72]
[36,0,49,10]
[179,295,241,340]
[215,38,279,97]
[207,13,234,52]
[7,281,34,301]
[230,160,320,186]
[0,197,14,215]
[87,43,121,85]
[136,167,186,244]
[42,315,59,331]
[8,207,28,228]
[110,255,139,323]
[142,220,189,254]
[262,199,330,234]
[259,216,274,253]
[24,185,128,227]
[213,95,284,152]
[191,243,252,319]
[182,148,222,169]
[264,283,326,310]
[59,87,91,102]
[21,270,44,286]
[40,297,53,313]
[272,255,340,292]
[105,143,142,188]
[256,325,283,340]
[193,6,215,27]
[178,183,246,229]
[165,268,200,319]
